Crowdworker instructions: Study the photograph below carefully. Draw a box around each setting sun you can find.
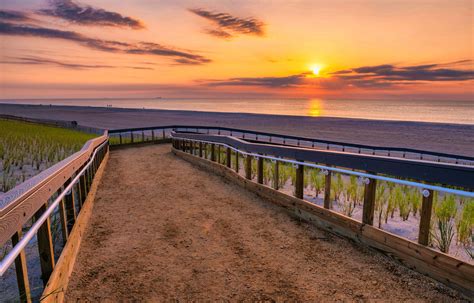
[311,65,322,77]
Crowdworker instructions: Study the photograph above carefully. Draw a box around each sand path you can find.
[64,144,462,301]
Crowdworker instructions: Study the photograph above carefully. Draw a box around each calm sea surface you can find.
[2,98,473,124]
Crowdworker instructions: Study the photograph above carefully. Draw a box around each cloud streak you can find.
[331,61,474,88]
[0,56,154,70]
[189,8,264,39]
[39,0,145,29]
[0,21,211,65]
[205,73,308,88]
[202,61,474,89]
[0,10,33,22]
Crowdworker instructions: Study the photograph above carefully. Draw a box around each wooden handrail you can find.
[108,125,474,163]
[0,132,108,246]
[172,132,474,190]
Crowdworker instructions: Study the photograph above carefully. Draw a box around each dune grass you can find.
[0,119,96,193]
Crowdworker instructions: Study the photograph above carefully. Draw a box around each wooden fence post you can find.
[59,187,69,245]
[418,189,434,245]
[119,134,122,145]
[79,174,87,206]
[131,132,134,143]
[257,157,264,184]
[324,171,332,209]
[245,155,252,180]
[226,148,231,168]
[211,144,216,161]
[295,163,304,199]
[273,161,279,190]
[217,146,221,163]
[235,152,239,172]
[151,130,155,141]
[162,129,166,139]
[362,177,377,225]
[199,142,203,157]
[142,131,145,142]
[65,184,76,232]
[11,231,31,303]
[34,204,55,286]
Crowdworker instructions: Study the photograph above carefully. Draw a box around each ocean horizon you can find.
[1,98,473,125]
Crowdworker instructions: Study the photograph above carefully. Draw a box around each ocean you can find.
[1,98,473,125]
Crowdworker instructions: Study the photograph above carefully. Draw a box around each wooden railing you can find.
[171,132,474,296]
[0,132,109,302]
[108,125,474,166]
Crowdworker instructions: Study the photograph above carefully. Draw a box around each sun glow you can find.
[311,65,322,76]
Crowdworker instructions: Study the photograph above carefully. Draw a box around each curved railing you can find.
[108,125,474,166]
[0,131,109,302]
[171,131,474,296]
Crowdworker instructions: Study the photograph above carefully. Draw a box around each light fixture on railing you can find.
[358,176,370,185]
[422,189,431,197]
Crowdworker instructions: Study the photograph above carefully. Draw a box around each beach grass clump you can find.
[0,119,96,193]
[455,199,473,258]
[308,168,324,198]
[277,162,292,188]
[431,194,457,253]
[375,182,388,228]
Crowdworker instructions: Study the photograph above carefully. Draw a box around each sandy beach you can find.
[1,103,473,156]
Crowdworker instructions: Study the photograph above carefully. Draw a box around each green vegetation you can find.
[432,194,457,253]
[0,119,96,193]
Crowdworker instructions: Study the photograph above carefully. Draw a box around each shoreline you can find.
[1,103,473,157]
[0,102,472,127]
[0,98,474,126]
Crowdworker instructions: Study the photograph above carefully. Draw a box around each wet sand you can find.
[1,103,473,156]
[64,145,463,301]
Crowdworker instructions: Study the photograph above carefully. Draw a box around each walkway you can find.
[65,144,460,301]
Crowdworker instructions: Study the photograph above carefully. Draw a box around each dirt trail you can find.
[65,144,462,301]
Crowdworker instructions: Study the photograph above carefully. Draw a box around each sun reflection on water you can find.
[308,99,323,117]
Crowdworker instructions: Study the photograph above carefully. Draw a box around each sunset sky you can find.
[0,0,473,99]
